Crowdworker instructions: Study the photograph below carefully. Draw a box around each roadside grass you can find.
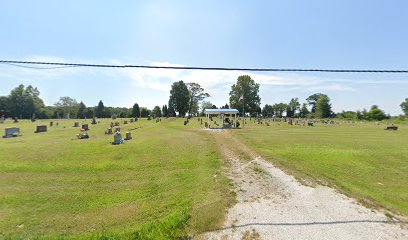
[234,120,408,216]
[0,118,233,239]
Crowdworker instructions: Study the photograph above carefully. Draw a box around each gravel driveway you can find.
[202,130,408,240]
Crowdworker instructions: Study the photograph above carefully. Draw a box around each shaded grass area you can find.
[233,121,408,215]
[0,118,233,239]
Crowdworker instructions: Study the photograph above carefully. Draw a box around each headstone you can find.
[0,115,4,124]
[73,122,79,127]
[50,121,53,127]
[384,125,398,130]
[115,127,120,132]
[3,127,21,138]
[288,119,293,125]
[124,120,128,124]
[82,124,89,131]
[35,125,47,133]
[91,117,97,125]
[112,115,117,120]
[124,132,132,140]
[110,122,114,128]
[105,127,113,134]
[112,131,123,145]
[115,122,120,126]
[130,119,134,123]
[13,117,18,123]
[135,118,138,122]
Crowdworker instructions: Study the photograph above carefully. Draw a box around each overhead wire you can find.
[1,60,408,73]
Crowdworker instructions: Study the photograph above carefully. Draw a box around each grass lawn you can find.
[0,118,233,239]
[233,120,408,216]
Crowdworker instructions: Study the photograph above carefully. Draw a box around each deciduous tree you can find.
[229,75,261,115]
[400,98,408,115]
[169,80,190,117]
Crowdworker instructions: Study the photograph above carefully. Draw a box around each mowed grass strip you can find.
[234,121,408,215]
[0,118,232,239]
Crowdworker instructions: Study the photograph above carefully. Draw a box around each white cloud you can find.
[2,56,406,98]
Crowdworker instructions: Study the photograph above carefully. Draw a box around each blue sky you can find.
[1,0,408,115]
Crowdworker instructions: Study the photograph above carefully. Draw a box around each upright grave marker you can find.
[3,127,21,138]
[35,125,47,133]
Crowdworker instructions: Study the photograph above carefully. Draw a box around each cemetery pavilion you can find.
[204,108,239,129]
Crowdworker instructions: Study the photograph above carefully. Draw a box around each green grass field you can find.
[1,117,407,239]
[233,120,408,215]
[0,118,233,239]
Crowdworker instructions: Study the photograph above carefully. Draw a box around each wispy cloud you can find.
[2,56,408,96]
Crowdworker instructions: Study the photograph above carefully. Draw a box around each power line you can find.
[1,62,81,70]
[1,60,408,73]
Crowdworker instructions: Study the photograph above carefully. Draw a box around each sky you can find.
[1,0,408,115]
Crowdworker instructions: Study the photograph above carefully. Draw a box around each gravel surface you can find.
[201,131,408,240]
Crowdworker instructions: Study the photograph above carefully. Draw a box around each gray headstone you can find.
[3,127,21,138]
[35,125,47,133]
[113,131,123,144]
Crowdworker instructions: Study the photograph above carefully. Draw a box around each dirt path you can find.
[202,130,408,240]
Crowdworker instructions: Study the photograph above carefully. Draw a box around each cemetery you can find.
[0,115,407,239]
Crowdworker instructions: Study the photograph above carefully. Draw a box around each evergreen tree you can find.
[131,103,140,117]
[95,100,105,118]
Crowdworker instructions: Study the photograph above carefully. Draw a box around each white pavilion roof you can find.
[204,109,239,114]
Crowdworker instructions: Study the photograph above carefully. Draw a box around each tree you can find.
[162,105,168,117]
[140,107,150,118]
[200,101,217,116]
[299,103,310,118]
[168,100,176,117]
[221,103,229,109]
[337,111,358,120]
[131,103,140,117]
[0,96,10,117]
[55,96,79,119]
[273,103,288,117]
[187,82,210,116]
[367,105,387,121]
[95,100,105,118]
[306,93,328,113]
[286,98,300,117]
[262,104,274,117]
[152,106,162,117]
[401,98,408,115]
[169,80,190,117]
[229,75,261,115]
[315,95,332,118]
[7,84,46,119]
[77,101,87,119]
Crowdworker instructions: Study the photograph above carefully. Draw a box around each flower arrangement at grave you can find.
[76,129,89,139]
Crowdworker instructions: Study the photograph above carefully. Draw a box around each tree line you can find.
[1,79,407,120]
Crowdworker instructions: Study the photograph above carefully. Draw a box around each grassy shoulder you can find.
[0,118,233,239]
[233,120,408,216]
